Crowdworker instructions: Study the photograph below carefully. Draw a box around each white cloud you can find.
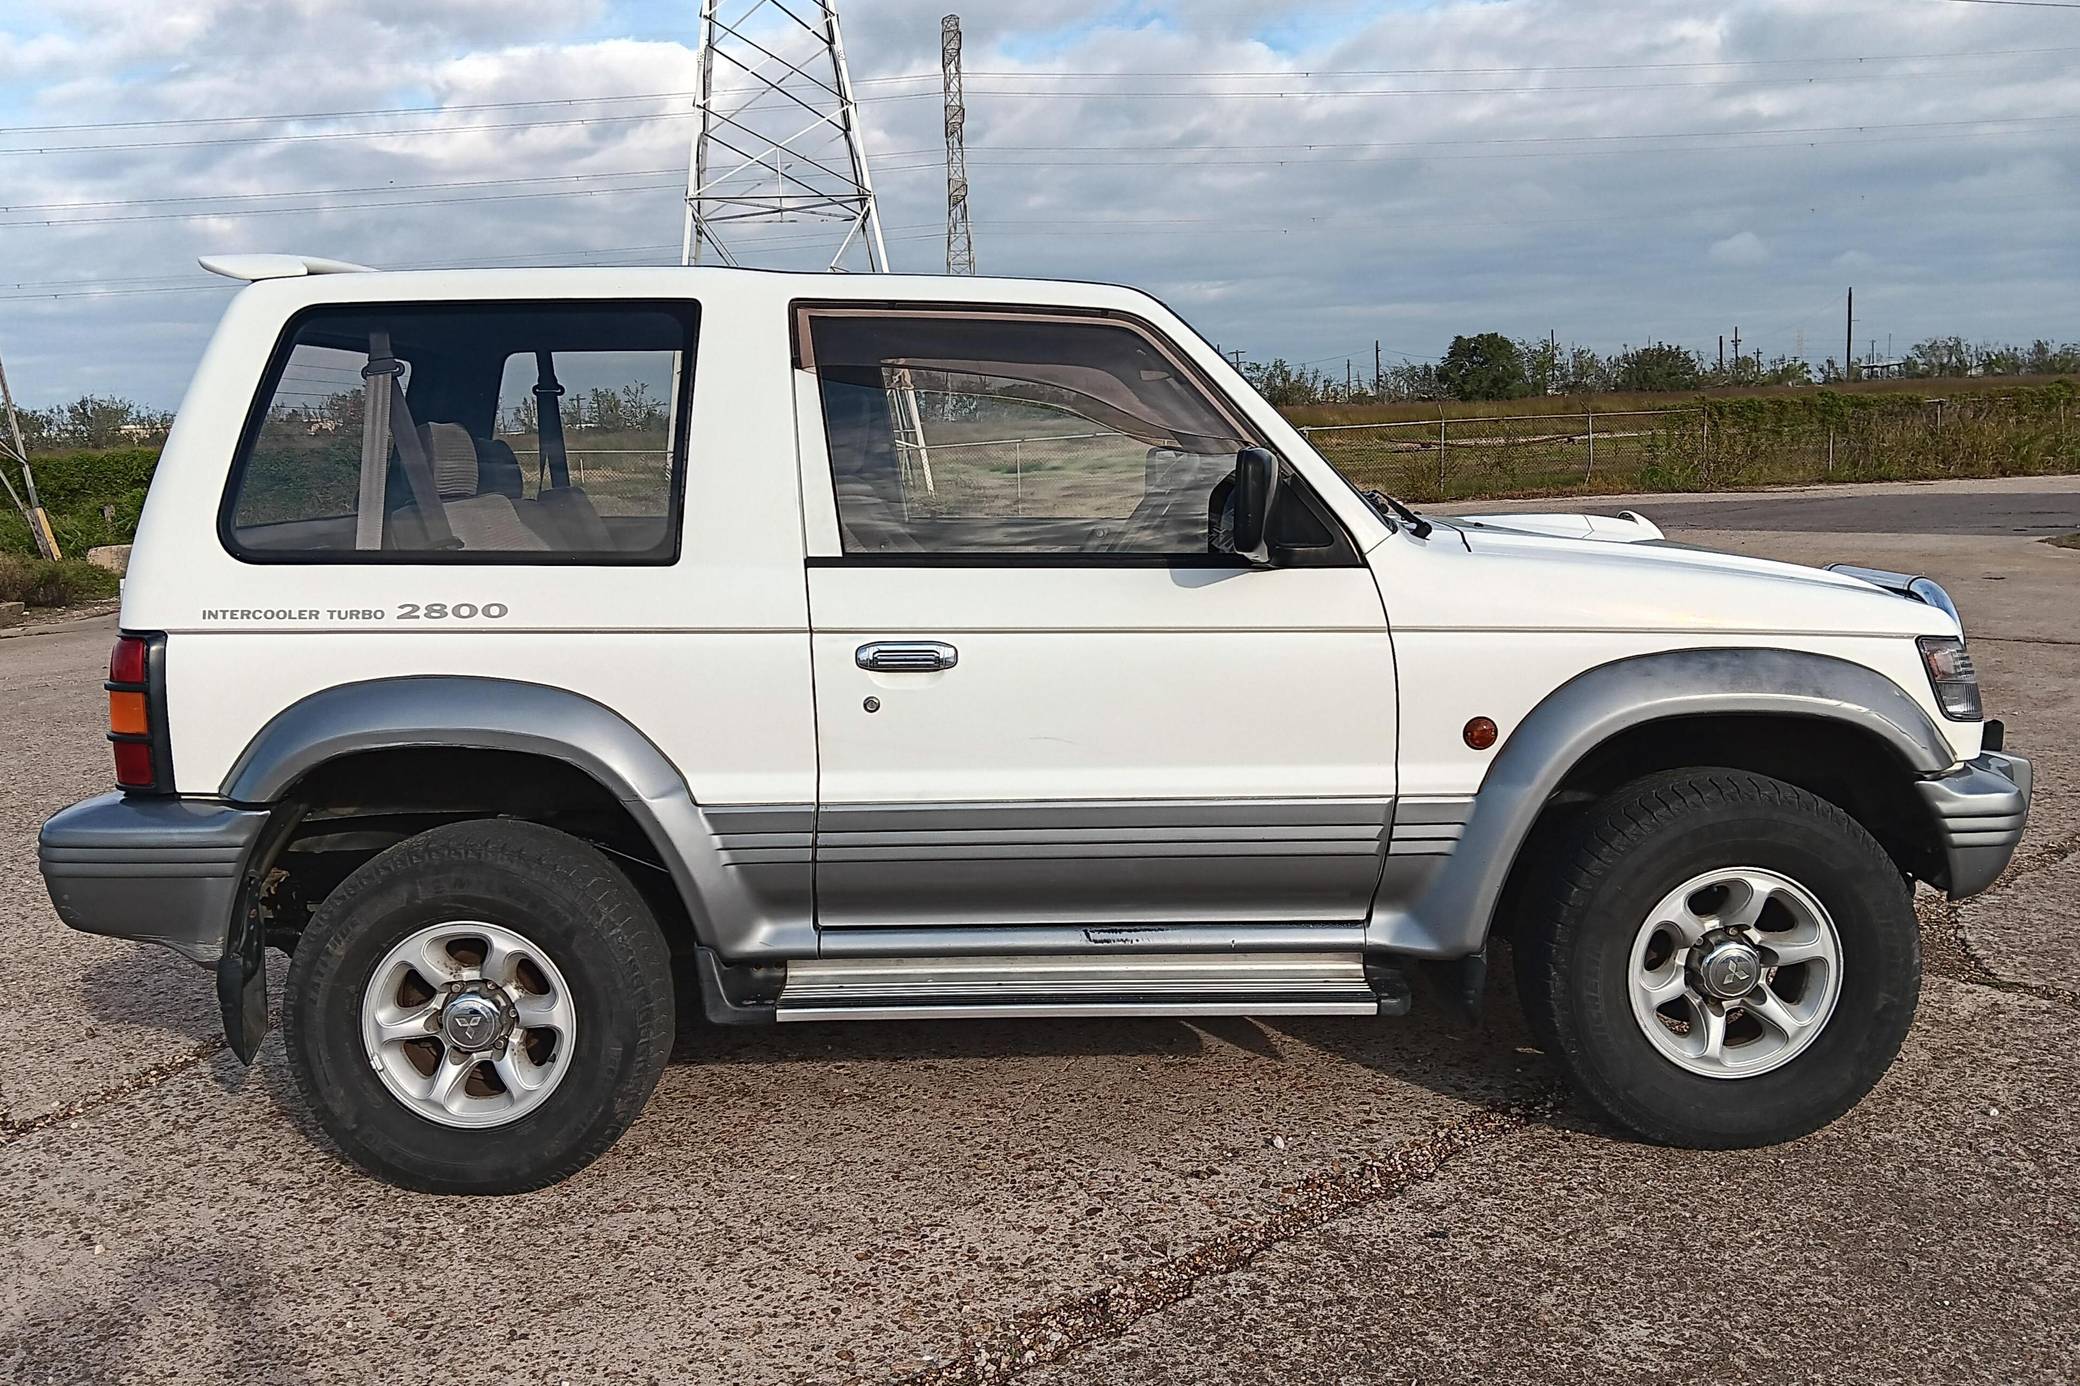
[0,0,2075,403]
[1709,231,1769,266]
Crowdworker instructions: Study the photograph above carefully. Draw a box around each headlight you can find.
[1917,636,1982,721]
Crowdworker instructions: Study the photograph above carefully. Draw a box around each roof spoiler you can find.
[198,254,374,283]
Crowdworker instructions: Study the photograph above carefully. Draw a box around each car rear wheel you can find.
[284,819,674,1193]
[1516,768,1919,1148]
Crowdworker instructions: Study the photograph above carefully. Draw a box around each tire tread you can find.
[1516,767,1916,1148]
[283,819,674,1194]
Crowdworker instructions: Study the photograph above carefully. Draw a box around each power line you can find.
[18,189,2080,302]
[0,175,688,228]
[959,44,2080,76]
[8,56,2071,158]
[7,39,2064,140]
[15,111,2076,227]
[0,90,708,136]
[0,106,703,157]
[944,112,2080,153]
[944,66,2075,98]
[0,165,691,213]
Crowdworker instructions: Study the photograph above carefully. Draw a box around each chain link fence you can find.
[1301,391,2078,502]
[1302,408,1703,501]
[504,442,673,516]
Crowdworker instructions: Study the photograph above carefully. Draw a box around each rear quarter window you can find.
[222,301,697,564]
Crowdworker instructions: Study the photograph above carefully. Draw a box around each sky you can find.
[1,0,2076,407]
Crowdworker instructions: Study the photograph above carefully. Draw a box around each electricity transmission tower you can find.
[680,0,893,272]
[941,14,975,275]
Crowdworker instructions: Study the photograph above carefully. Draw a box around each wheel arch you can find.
[1374,647,1955,959]
[221,676,814,958]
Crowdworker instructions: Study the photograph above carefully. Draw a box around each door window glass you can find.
[807,312,1257,555]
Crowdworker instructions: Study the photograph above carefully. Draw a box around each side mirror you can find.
[1231,446,1281,558]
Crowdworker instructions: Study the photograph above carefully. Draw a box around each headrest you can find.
[419,423,480,499]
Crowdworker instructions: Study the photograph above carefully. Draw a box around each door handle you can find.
[855,640,958,673]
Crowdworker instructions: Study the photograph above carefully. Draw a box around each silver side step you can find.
[775,951,1387,1021]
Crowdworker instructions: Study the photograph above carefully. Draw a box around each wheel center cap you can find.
[1695,937,1763,1001]
[441,992,507,1052]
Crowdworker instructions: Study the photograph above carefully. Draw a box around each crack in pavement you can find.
[876,1094,1561,1386]
[1918,828,2080,1013]
[888,833,2076,1386]
[0,1036,227,1145]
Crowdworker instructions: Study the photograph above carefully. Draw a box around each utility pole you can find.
[1718,335,1725,373]
[0,348,59,560]
[941,14,975,275]
[1345,358,1353,401]
[1844,287,1855,382]
[1374,340,1382,399]
[1731,325,1741,361]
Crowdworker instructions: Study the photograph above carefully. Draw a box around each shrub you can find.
[0,554,121,608]
[0,448,160,557]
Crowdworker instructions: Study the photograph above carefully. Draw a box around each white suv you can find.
[38,255,2030,1192]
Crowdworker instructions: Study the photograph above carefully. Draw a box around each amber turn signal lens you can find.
[1463,716,1499,751]
[108,689,150,736]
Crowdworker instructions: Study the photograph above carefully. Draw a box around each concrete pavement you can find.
[3,475,2077,1384]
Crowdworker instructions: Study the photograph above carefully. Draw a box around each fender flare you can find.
[222,676,814,957]
[1370,646,1953,959]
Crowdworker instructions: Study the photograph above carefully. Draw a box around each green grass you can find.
[2045,533,2080,551]
[1279,373,2080,428]
[1296,382,2080,504]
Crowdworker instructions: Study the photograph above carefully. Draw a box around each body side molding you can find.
[1369,647,1955,959]
[220,676,815,956]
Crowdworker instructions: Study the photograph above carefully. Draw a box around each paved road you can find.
[3,488,2077,1384]
[1626,486,2080,536]
[1442,471,2080,536]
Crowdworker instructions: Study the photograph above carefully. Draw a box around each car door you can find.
[795,303,1397,939]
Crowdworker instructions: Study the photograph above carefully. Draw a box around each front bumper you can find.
[1915,751,2032,899]
[38,792,270,965]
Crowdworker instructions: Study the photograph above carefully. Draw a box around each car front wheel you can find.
[1516,768,1920,1148]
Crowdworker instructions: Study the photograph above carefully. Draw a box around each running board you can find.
[774,951,1402,1021]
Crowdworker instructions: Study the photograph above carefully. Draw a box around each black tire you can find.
[1515,769,1918,1148]
[284,819,674,1193]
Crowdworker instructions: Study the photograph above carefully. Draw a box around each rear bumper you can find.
[1916,751,2032,899]
[38,792,269,965]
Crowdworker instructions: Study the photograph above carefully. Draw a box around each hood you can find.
[1446,509,1665,543]
[1401,510,1962,639]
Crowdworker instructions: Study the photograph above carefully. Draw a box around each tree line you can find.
[11,332,2080,451]
[1244,334,2080,406]
[8,395,174,452]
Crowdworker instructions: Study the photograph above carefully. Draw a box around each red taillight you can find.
[109,636,147,686]
[112,739,156,788]
[106,634,162,793]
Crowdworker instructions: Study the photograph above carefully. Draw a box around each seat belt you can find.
[364,331,459,550]
[534,351,570,490]
[353,337,393,551]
